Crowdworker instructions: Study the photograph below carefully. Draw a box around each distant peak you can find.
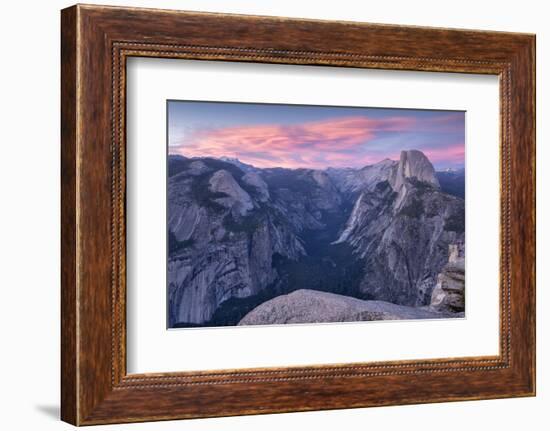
[218,156,256,172]
[439,167,464,173]
[375,158,397,166]
[220,156,240,162]
[168,153,187,160]
[401,149,424,156]
[390,150,439,190]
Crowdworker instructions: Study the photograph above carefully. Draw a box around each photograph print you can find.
[167,101,465,329]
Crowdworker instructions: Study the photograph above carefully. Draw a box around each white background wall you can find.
[0,0,546,429]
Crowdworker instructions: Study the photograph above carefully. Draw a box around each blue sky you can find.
[168,100,465,170]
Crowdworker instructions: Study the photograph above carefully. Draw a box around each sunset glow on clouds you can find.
[168,101,465,170]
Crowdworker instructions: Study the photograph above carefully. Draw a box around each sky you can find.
[168,101,465,170]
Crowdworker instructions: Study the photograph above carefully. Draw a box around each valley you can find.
[167,150,465,328]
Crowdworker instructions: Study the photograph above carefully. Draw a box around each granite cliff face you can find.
[167,156,342,326]
[168,150,465,327]
[390,149,440,190]
[430,244,466,312]
[329,150,464,306]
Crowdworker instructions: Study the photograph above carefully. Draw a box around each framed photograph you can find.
[165,100,467,329]
[61,4,536,425]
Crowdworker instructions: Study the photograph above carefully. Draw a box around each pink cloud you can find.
[172,116,417,169]
[423,144,465,164]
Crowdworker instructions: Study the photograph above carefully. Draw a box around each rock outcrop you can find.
[430,244,466,312]
[389,149,440,191]
[208,169,254,216]
[242,171,269,202]
[239,289,460,325]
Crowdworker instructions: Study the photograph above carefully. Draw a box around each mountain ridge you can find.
[167,150,465,326]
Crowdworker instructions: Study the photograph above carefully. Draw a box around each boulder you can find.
[238,289,459,326]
